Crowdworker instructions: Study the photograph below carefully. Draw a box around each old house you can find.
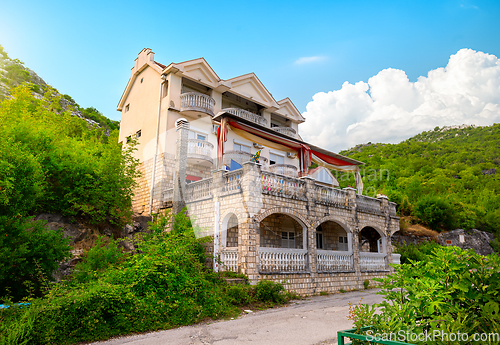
[117,48,400,294]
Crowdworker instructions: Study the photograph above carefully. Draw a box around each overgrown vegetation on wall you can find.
[338,125,500,238]
[0,212,292,345]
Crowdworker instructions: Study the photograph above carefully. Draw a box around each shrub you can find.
[254,280,287,304]
[0,217,71,301]
[350,246,500,344]
[225,284,253,305]
[414,195,453,230]
[394,241,440,264]
[363,279,369,289]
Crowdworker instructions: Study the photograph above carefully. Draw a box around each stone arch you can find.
[313,216,353,253]
[221,211,239,248]
[253,207,311,228]
[312,216,353,234]
[359,225,386,253]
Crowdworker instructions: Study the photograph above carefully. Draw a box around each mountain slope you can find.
[338,124,500,236]
[0,45,118,131]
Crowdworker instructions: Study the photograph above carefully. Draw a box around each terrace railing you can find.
[223,107,268,126]
[221,248,239,272]
[180,92,215,116]
[360,252,387,271]
[259,248,308,273]
[316,250,353,272]
[261,171,306,200]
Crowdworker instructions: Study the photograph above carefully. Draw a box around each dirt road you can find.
[92,289,383,345]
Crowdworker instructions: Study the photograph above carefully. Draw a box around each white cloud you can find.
[300,49,500,152]
[295,56,326,65]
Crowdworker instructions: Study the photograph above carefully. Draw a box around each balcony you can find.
[272,126,296,138]
[187,139,214,167]
[223,108,268,127]
[268,163,298,177]
[180,92,215,117]
[223,150,268,169]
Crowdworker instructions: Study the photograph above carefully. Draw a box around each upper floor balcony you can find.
[223,108,268,127]
[268,163,298,177]
[272,126,297,139]
[187,139,214,167]
[180,92,215,117]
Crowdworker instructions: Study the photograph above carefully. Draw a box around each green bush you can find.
[225,284,253,305]
[414,195,453,230]
[350,246,500,344]
[71,236,125,284]
[394,241,441,264]
[0,217,71,301]
[254,280,287,304]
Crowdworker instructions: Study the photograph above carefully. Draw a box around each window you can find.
[125,104,130,112]
[126,136,131,143]
[188,130,207,141]
[269,153,284,165]
[339,236,348,251]
[316,226,323,249]
[234,143,251,153]
[136,130,141,138]
[317,168,333,184]
[282,231,295,248]
[186,175,202,184]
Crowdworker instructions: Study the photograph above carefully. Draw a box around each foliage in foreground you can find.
[0,212,292,345]
[349,246,500,344]
[393,241,441,264]
[0,217,71,301]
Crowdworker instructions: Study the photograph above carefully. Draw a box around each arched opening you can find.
[315,221,351,252]
[260,214,305,249]
[359,227,383,253]
[259,213,308,273]
[220,213,239,272]
[225,214,238,248]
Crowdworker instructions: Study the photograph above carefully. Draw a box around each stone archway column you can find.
[239,161,263,284]
[344,187,361,284]
[301,176,317,293]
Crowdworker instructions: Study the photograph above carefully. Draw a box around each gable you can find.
[276,98,305,123]
[175,58,220,88]
[226,73,278,108]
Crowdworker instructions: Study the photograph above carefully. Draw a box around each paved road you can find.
[91,289,383,345]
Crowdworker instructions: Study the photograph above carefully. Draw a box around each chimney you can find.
[172,118,190,214]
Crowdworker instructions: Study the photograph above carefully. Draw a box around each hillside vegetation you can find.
[0,45,118,131]
[338,124,500,241]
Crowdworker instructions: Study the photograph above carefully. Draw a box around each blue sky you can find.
[1,0,499,149]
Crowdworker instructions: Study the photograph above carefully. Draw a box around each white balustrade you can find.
[259,248,308,273]
[223,108,268,126]
[187,139,213,160]
[392,253,401,265]
[261,171,306,200]
[223,170,243,193]
[356,195,383,215]
[316,250,353,272]
[221,248,239,272]
[314,185,349,208]
[272,126,296,138]
[268,164,298,177]
[185,178,213,202]
[360,252,387,271]
[180,92,215,116]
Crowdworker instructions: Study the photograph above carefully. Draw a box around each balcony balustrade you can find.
[272,126,296,138]
[316,250,353,272]
[223,107,268,126]
[221,248,238,272]
[259,248,308,273]
[180,92,215,117]
[268,163,298,177]
[359,252,387,271]
[187,139,213,166]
